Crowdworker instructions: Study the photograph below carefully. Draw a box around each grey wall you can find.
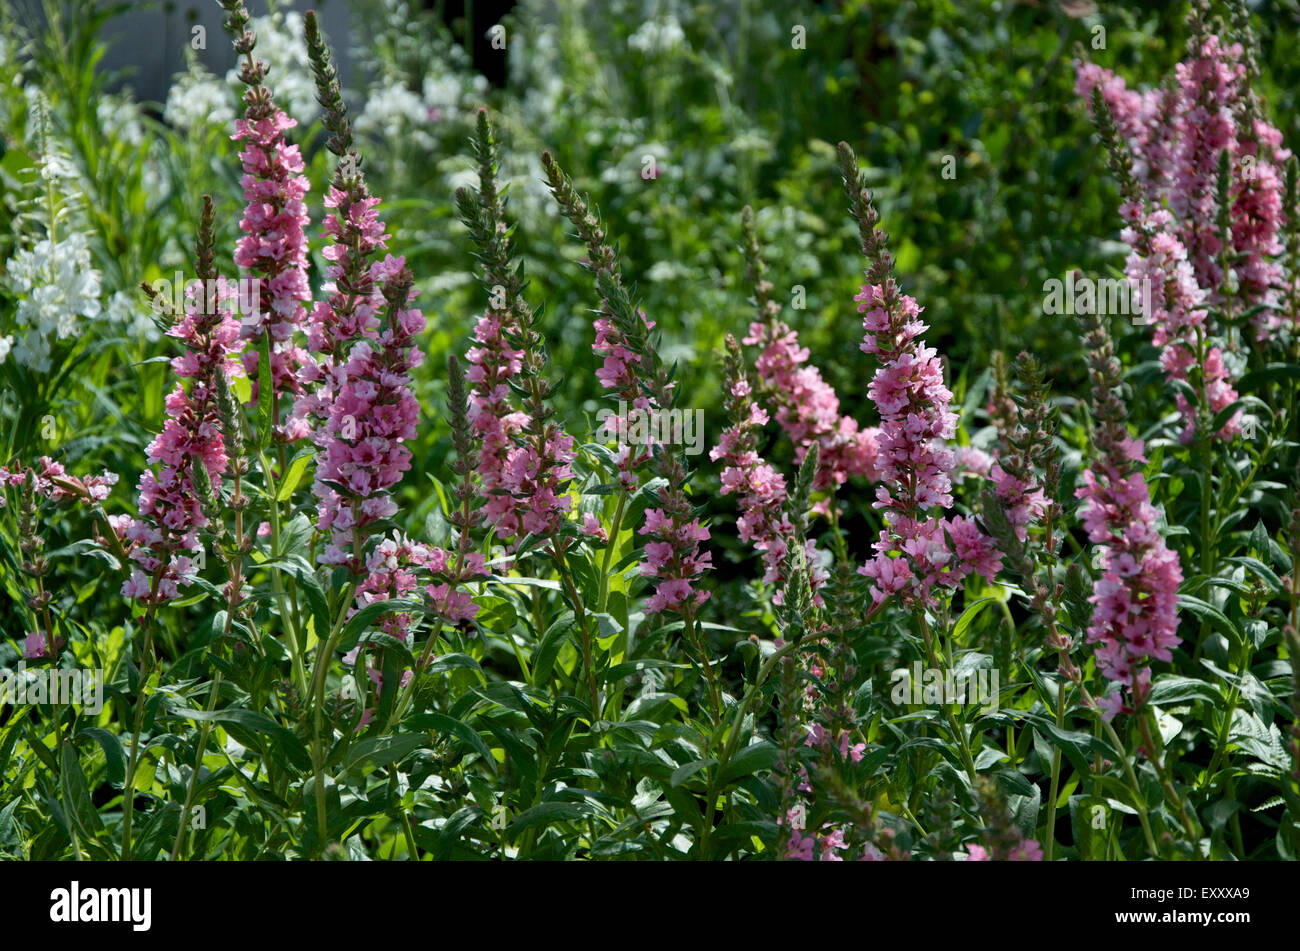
[88,0,357,104]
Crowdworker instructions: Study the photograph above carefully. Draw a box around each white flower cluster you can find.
[355,70,488,153]
[164,55,236,133]
[2,232,102,372]
[356,80,432,147]
[627,15,686,54]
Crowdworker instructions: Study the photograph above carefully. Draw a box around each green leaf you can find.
[425,653,486,681]
[1238,362,1300,392]
[431,805,484,860]
[276,450,313,502]
[952,597,995,642]
[1069,795,1112,860]
[77,727,126,787]
[670,758,715,787]
[718,741,779,785]
[1178,594,1240,646]
[336,598,425,653]
[1147,675,1221,706]
[231,371,252,405]
[407,712,496,766]
[342,733,426,772]
[59,743,103,840]
[533,611,576,683]
[1021,713,1106,775]
[507,800,593,833]
[170,706,311,772]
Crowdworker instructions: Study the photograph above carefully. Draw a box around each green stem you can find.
[169,670,223,861]
[1097,716,1160,859]
[1043,678,1066,861]
[1139,707,1200,844]
[596,490,627,614]
[919,614,977,786]
[307,583,357,855]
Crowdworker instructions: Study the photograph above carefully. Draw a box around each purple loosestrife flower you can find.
[220,0,311,428]
[712,334,832,604]
[293,13,425,575]
[1123,213,1241,441]
[739,206,879,507]
[1089,86,1242,442]
[983,353,1059,552]
[0,456,117,505]
[1170,34,1244,295]
[1076,311,1183,719]
[1232,115,1291,340]
[456,111,574,545]
[713,338,792,574]
[542,151,710,615]
[1077,15,1292,343]
[124,199,242,605]
[839,144,1001,610]
[313,255,424,571]
[1074,62,1180,198]
[465,304,529,531]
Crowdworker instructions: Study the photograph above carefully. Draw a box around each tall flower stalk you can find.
[738,205,879,507]
[839,143,1000,611]
[1076,311,1184,719]
[220,0,312,430]
[542,151,715,714]
[456,111,575,547]
[454,113,595,713]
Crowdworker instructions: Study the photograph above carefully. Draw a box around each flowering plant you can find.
[1,0,1299,865]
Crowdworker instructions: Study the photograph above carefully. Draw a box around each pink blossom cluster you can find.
[462,295,576,544]
[1232,118,1291,337]
[231,99,312,419]
[21,630,60,660]
[593,310,654,401]
[1169,37,1244,291]
[779,723,866,861]
[1076,35,1292,342]
[1120,203,1241,440]
[122,281,243,604]
[1075,435,1183,718]
[855,284,1001,608]
[424,546,489,625]
[965,840,1044,862]
[990,462,1049,543]
[293,184,390,433]
[782,803,852,862]
[1072,62,1179,196]
[350,534,434,643]
[953,442,1049,543]
[344,538,490,728]
[710,376,829,603]
[743,320,880,497]
[638,507,712,614]
[312,256,425,572]
[593,310,658,491]
[464,306,529,531]
[500,431,577,540]
[588,309,708,614]
[0,456,117,505]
